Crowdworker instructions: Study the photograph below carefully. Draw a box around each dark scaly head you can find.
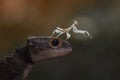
[27,36,72,63]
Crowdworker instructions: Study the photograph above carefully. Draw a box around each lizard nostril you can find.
[49,38,62,48]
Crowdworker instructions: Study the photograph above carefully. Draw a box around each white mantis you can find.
[51,20,92,40]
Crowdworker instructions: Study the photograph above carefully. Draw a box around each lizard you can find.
[0,36,72,80]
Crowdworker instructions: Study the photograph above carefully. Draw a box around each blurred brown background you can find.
[0,0,120,80]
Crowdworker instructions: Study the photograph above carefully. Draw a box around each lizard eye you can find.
[49,38,62,48]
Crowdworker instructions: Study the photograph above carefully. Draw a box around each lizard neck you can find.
[14,45,34,80]
[15,45,34,64]
[0,45,34,80]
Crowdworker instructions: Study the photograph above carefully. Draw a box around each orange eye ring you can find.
[49,38,62,48]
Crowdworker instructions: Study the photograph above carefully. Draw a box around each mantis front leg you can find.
[65,33,71,40]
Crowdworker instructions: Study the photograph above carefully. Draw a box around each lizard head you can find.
[27,36,72,63]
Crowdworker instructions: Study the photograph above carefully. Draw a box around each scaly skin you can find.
[0,36,72,80]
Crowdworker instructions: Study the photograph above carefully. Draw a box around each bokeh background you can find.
[0,0,120,80]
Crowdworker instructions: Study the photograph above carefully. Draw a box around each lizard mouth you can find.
[51,48,72,57]
[53,48,72,53]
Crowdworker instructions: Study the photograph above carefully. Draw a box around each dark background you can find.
[0,0,120,80]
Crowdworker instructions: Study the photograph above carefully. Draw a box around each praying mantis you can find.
[51,20,92,40]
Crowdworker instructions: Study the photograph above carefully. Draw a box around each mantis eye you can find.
[49,38,62,48]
